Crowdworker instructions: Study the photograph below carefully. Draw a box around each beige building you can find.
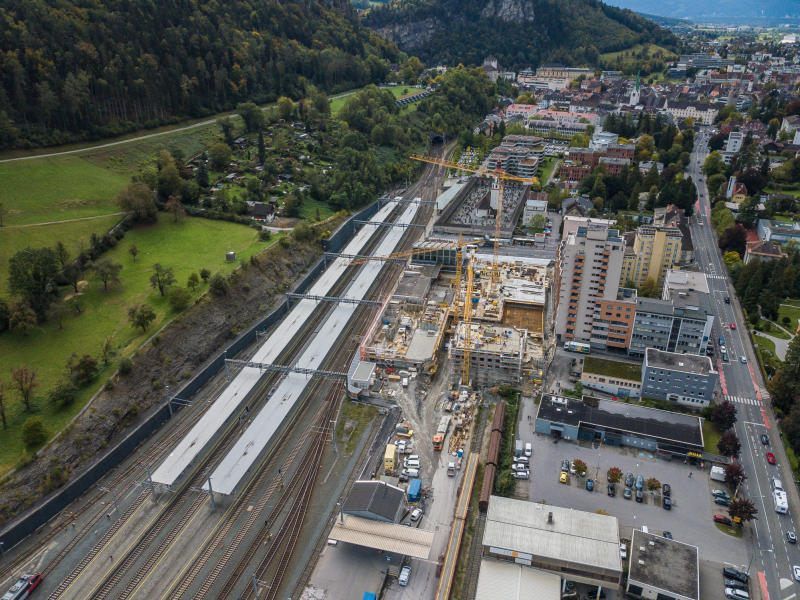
[621,226,682,289]
[555,221,625,342]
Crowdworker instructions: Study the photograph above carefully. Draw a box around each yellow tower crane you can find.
[409,155,537,292]
[461,254,474,387]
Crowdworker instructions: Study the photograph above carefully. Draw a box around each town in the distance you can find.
[3,14,800,600]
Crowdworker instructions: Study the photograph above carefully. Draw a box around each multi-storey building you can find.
[620,226,683,288]
[629,290,714,358]
[590,287,637,351]
[642,348,718,409]
[555,222,625,343]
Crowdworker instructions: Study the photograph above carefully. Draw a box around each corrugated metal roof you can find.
[475,560,560,600]
[329,515,434,559]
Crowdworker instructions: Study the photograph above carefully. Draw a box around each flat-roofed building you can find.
[581,355,642,398]
[535,394,704,458]
[483,496,622,587]
[626,529,699,600]
[642,348,718,409]
[621,226,683,289]
[475,560,561,600]
[590,287,637,351]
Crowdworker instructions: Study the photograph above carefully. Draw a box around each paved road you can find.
[690,129,800,599]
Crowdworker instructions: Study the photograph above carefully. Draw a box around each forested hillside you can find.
[365,0,677,69]
[0,0,402,149]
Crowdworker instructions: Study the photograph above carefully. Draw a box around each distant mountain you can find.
[0,0,402,149]
[602,0,800,24]
[364,0,678,70]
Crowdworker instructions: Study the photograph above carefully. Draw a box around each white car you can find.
[399,565,412,587]
[410,508,423,522]
[512,470,530,480]
[794,565,800,582]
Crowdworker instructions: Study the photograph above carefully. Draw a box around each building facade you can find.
[555,222,625,343]
[641,349,718,409]
[589,287,637,351]
[629,293,713,358]
[621,226,683,288]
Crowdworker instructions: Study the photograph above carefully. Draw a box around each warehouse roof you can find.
[536,394,704,447]
[483,497,622,575]
[329,514,434,559]
[628,530,699,600]
[343,481,405,523]
[475,560,560,600]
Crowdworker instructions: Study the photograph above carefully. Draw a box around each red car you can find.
[714,514,733,526]
[730,323,737,330]
[767,452,777,465]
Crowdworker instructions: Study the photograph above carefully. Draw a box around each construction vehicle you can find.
[432,415,451,451]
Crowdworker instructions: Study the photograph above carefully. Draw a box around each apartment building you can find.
[590,287,637,351]
[555,222,625,343]
[620,226,683,288]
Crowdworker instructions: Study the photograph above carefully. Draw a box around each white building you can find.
[555,220,625,342]
[626,529,699,600]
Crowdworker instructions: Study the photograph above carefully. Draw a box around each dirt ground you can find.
[0,231,332,527]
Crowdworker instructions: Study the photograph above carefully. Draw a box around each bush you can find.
[119,357,133,376]
[22,417,48,450]
[209,273,229,296]
[168,286,192,312]
[199,268,211,282]
[68,354,99,387]
[49,381,78,409]
[259,229,272,242]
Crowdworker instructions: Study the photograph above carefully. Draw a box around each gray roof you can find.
[343,481,405,523]
[536,394,704,448]
[628,530,699,600]
[645,348,714,376]
[637,297,673,316]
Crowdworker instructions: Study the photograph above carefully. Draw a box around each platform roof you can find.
[151,201,398,487]
[205,202,419,495]
[329,514,434,560]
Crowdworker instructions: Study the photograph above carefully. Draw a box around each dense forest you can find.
[0,0,402,149]
[365,0,677,69]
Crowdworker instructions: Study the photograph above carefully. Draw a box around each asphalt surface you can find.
[691,129,800,599]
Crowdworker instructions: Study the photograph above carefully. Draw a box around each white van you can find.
[772,477,784,492]
[404,458,420,469]
[399,566,411,587]
[524,442,532,457]
[410,508,423,522]
[402,468,419,478]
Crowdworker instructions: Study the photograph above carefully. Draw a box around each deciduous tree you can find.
[209,142,232,171]
[708,399,737,431]
[728,497,758,524]
[8,246,60,321]
[9,301,37,335]
[149,264,175,296]
[128,304,156,332]
[117,182,157,223]
[95,259,123,291]
[718,430,741,458]
[165,196,185,223]
[11,366,38,412]
[21,417,47,450]
[128,244,139,262]
[0,383,6,429]
[724,462,747,488]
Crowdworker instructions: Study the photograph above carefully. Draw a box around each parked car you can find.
[722,567,749,583]
[715,515,733,526]
[559,472,569,484]
[607,483,616,497]
[635,475,645,491]
[513,470,530,480]
[724,578,748,591]
[788,531,797,544]
[516,455,529,465]
[625,473,635,488]
[511,463,527,472]
[399,566,411,587]
[635,490,644,503]
[712,489,731,500]
[715,496,731,506]
[662,483,671,497]
[662,531,673,540]
[623,487,632,500]
[561,459,571,473]
[524,442,532,457]
[725,587,749,600]
[767,452,777,465]
[663,496,672,510]
[569,460,577,475]
[761,434,770,445]
[410,508,423,522]
[794,566,800,582]
[585,479,594,492]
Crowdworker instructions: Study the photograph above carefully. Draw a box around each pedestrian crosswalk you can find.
[707,274,727,280]
[725,394,760,406]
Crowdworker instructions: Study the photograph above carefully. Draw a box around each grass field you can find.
[600,44,677,66]
[756,319,791,340]
[300,197,336,222]
[703,420,722,455]
[0,214,273,476]
[779,302,800,333]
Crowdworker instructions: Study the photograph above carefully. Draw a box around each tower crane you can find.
[409,154,537,291]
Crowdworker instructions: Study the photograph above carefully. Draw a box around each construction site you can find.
[1,148,555,600]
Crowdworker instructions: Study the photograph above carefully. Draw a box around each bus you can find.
[564,341,591,354]
[774,489,789,514]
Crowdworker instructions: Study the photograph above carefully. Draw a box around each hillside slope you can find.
[603,0,799,24]
[365,0,677,70]
[0,0,401,149]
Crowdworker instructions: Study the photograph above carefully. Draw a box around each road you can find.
[690,129,800,600]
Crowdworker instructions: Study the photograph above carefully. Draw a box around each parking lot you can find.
[516,408,749,568]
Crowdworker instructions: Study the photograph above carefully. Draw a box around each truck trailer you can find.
[432,416,451,451]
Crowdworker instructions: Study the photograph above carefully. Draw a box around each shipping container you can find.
[407,478,422,502]
[384,443,397,474]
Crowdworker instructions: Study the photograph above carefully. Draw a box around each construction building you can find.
[449,322,534,387]
[555,221,625,343]
[434,177,529,238]
[621,225,684,288]
[483,135,545,178]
